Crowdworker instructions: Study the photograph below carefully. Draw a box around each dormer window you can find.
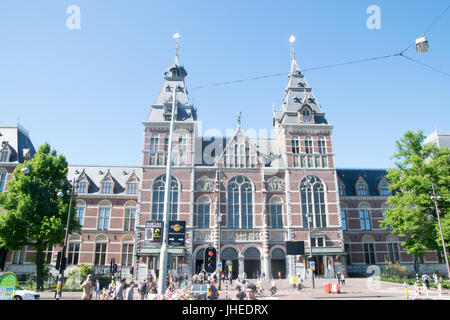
[102,182,112,194]
[338,182,345,196]
[0,169,7,192]
[100,172,114,194]
[126,172,139,194]
[0,150,9,162]
[355,177,369,196]
[76,181,87,194]
[378,178,390,196]
[300,106,313,123]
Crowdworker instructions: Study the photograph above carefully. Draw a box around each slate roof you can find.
[0,123,36,163]
[336,168,388,197]
[67,165,142,195]
[198,135,281,167]
[275,56,327,126]
[146,55,196,122]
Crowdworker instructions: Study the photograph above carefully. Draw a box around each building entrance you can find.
[244,247,261,279]
[221,247,239,279]
[312,256,325,276]
[270,248,286,279]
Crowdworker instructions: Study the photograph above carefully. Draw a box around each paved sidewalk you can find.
[35,278,450,300]
[216,277,450,300]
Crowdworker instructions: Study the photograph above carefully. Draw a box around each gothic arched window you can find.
[227,176,253,229]
[197,196,211,229]
[305,136,313,154]
[151,175,179,221]
[269,196,283,229]
[300,176,327,228]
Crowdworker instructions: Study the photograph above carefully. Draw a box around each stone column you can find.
[238,254,245,278]
[262,204,270,278]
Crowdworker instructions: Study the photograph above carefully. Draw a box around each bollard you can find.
[414,283,419,298]
[403,282,408,300]
[438,283,442,297]
[225,277,229,300]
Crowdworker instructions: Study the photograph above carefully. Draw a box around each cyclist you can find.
[269,278,277,296]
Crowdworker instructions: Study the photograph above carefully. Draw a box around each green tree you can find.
[0,143,80,291]
[382,130,449,261]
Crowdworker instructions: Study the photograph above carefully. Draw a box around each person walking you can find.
[341,273,345,286]
[94,279,101,300]
[100,288,109,300]
[433,273,442,296]
[422,273,430,290]
[336,272,341,285]
[115,279,127,300]
[108,280,115,299]
[80,274,93,300]
[125,281,135,300]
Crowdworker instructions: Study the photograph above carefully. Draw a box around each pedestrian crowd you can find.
[78,272,205,300]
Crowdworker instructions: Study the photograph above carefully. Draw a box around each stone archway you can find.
[221,247,239,279]
[270,248,286,279]
[244,247,261,279]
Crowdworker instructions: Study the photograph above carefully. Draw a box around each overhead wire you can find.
[188,4,450,92]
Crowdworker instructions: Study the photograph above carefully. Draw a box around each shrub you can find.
[382,261,413,280]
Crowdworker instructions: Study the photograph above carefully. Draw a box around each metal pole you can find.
[430,179,450,279]
[157,86,177,296]
[308,213,315,289]
[56,180,76,300]
[217,167,222,290]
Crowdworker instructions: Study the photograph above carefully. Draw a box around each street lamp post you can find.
[308,213,315,289]
[430,177,450,279]
[157,86,177,296]
[55,178,77,300]
[301,175,315,289]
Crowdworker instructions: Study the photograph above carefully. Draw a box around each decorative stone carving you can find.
[267,177,284,192]
[269,231,286,241]
[193,230,212,241]
[196,176,214,192]
[221,230,262,242]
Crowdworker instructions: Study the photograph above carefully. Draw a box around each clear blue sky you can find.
[0,0,449,168]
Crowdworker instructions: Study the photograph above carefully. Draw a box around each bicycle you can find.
[256,287,266,297]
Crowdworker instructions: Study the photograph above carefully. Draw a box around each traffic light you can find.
[130,266,134,275]
[204,247,217,273]
[55,251,62,270]
[55,251,67,271]
[60,255,67,271]
[113,264,118,273]
[110,258,115,273]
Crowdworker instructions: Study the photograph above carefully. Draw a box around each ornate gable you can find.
[217,127,260,168]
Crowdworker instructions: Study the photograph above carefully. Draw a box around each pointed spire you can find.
[289,35,300,75]
[173,32,181,66]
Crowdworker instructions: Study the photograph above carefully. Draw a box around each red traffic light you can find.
[208,250,214,257]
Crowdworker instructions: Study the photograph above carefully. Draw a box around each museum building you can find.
[1,50,448,280]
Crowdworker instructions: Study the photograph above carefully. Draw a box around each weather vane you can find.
[289,35,296,60]
[173,32,181,62]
